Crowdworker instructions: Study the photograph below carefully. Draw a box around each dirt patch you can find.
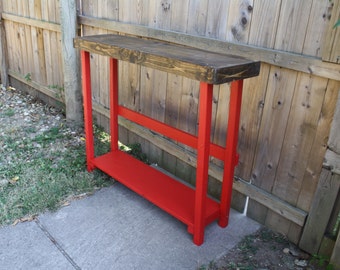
[200,227,330,270]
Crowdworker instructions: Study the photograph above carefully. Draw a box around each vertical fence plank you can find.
[302,0,332,57]
[274,0,312,53]
[296,79,340,212]
[0,0,9,86]
[247,67,297,224]
[268,73,328,242]
[331,218,340,269]
[299,169,340,254]
[226,0,253,43]
[322,0,340,63]
[248,0,281,48]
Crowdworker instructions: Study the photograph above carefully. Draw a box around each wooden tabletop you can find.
[74,34,260,84]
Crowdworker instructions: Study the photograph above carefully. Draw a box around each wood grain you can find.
[74,34,260,84]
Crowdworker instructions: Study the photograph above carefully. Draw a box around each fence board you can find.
[267,73,328,242]
[0,1,9,86]
[206,0,229,39]
[323,0,340,63]
[272,74,328,204]
[248,0,280,48]
[296,79,340,212]
[226,0,253,43]
[274,0,312,53]
[302,0,332,57]
[78,15,340,81]
[247,67,297,224]
[331,219,340,269]
[300,169,340,254]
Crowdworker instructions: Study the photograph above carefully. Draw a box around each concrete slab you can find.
[0,220,74,270]
[38,183,261,270]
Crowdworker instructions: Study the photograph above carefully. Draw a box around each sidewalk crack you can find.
[35,218,81,270]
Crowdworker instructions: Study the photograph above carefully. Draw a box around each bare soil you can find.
[202,227,330,270]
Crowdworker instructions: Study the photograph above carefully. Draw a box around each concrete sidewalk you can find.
[0,183,261,270]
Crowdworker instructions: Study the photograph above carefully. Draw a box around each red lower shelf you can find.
[92,150,220,231]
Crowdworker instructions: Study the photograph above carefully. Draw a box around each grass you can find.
[0,123,113,226]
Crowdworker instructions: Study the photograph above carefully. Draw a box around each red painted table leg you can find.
[193,82,213,245]
[219,80,243,227]
[109,58,119,151]
[81,50,95,171]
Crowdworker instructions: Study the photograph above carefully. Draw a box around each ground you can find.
[0,86,333,270]
[199,227,331,270]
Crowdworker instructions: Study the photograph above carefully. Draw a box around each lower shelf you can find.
[92,150,220,231]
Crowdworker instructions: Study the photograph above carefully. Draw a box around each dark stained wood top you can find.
[74,34,260,84]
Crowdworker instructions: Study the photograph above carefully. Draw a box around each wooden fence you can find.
[0,0,339,265]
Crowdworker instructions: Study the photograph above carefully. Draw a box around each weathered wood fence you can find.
[0,0,339,265]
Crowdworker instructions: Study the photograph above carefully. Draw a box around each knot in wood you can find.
[161,2,170,11]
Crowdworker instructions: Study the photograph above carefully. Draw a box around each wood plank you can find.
[46,1,59,86]
[233,63,270,213]
[236,63,270,180]
[148,0,171,30]
[21,1,34,81]
[186,0,208,36]
[166,0,190,178]
[271,73,328,205]
[274,0,312,53]
[266,73,328,239]
[0,0,9,86]
[322,0,340,63]
[78,15,340,81]
[169,0,189,32]
[73,35,261,84]
[205,0,229,39]
[330,221,340,269]
[226,0,253,42]
[8,69,62,101]
[299,169,340,254]
[3,2,18,75]
[28,0,42,84]
[296,79,340,212]
[247,67,297,224]
[163,72,182,173]
[144,1,169,163]
[327,85,340,163]
[221,0,254,214]
[97,0,110,127]
[2,12,61,32]
[302,0,333,57]
[33,0,47,85]
[247,0,281,48]
[40,1,53,87]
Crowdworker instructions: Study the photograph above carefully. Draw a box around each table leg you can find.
[81,50,95,171]
[218,80,243,227]
[109,58,119,151]
[193,82,213,245]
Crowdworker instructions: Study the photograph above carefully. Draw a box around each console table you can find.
[74,34,260,245]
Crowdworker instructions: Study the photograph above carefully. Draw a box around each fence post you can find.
[60,0,83,125]
[0,1,9,87]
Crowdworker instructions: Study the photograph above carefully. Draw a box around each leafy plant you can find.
[334,19,340,29]
[24,73,32,82]
[311,254,334,270]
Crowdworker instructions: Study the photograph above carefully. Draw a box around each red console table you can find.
[74,34,260,245]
